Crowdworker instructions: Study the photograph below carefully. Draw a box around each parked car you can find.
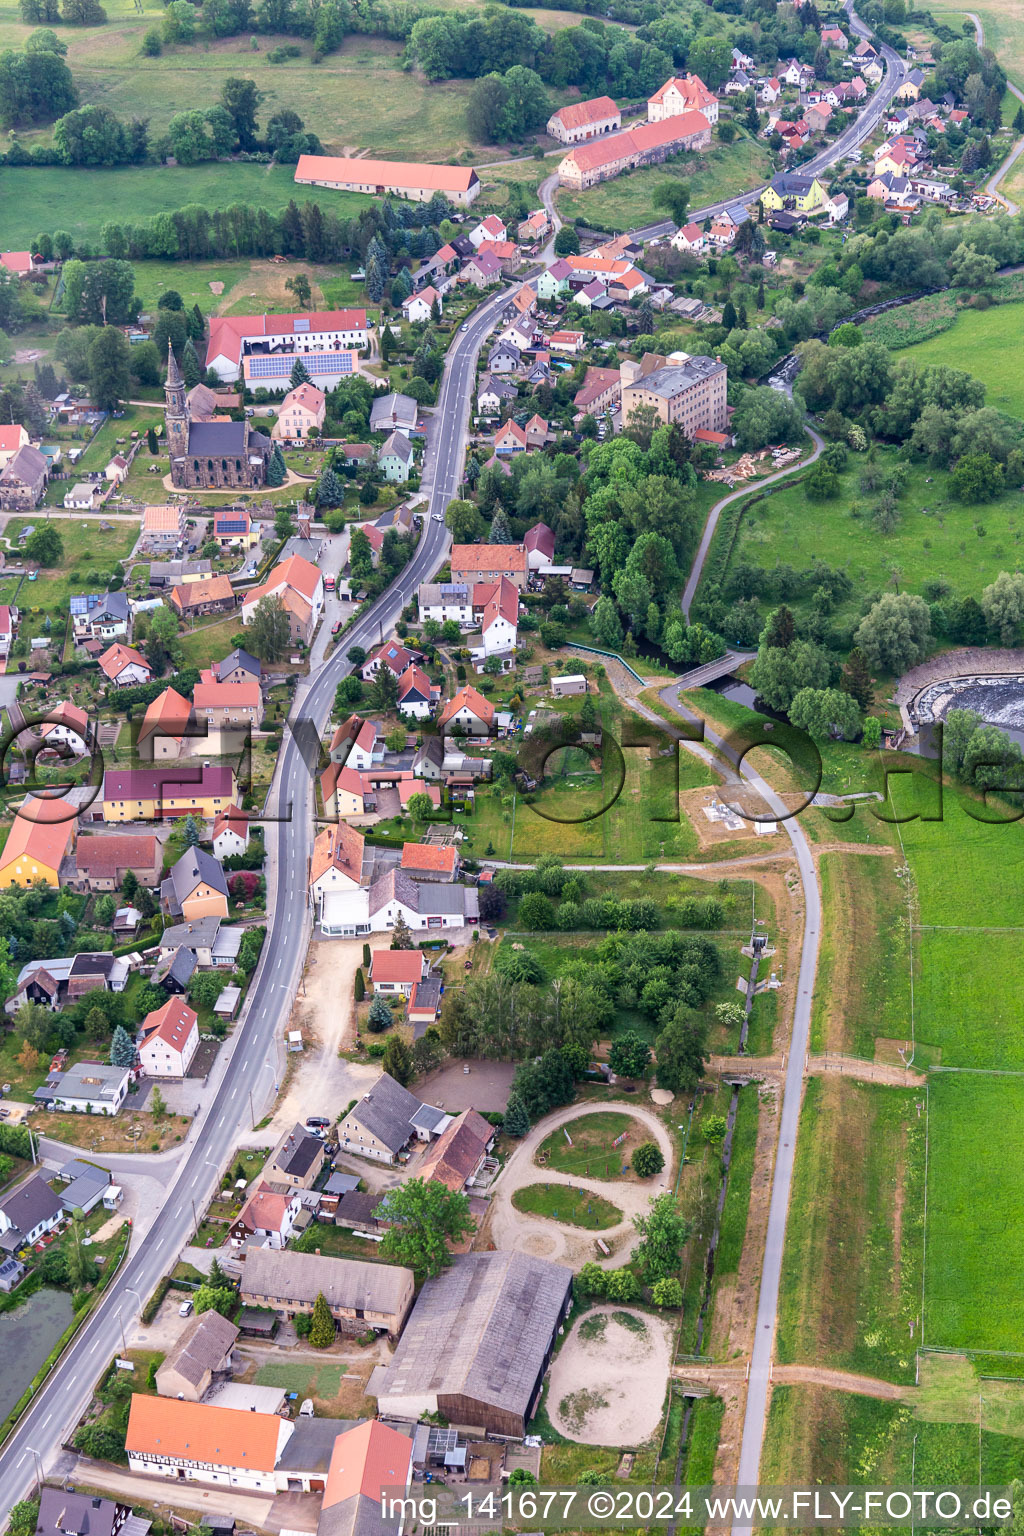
[306,1115,330,1130]
[179,1299,193,1317]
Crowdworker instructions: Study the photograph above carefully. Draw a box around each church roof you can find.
[166,341,183,388]
[187,420,248,455]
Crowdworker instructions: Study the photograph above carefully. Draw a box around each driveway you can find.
[488,1100,674,1269]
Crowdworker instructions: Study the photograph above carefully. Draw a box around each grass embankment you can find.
[811,851,911,1057]
[776,1077,924,1386]
[554,135,772,231]
[893,301,1024,420]
[695,448,1024,631]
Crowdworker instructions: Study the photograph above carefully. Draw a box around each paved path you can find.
[67,1463,274,1526]
[488,1100,675,1270]
[681,430,825,619]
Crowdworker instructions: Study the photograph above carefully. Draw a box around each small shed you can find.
[551,674,587,698]
[214,985,241,1020]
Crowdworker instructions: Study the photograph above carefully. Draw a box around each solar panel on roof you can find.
[293,317,310,331]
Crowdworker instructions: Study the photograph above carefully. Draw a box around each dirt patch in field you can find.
[548,1308,673,1445]
[215,260,329,316]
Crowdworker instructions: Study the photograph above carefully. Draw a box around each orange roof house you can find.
[451,544,528,588]
[322,1420,414,1513]
[0,794,78,889]
[310,821,367,887]
[98,642,151,686]
[126,1394,289,1483]
[138,686,194,759]
[438,684,495,733]
[400,842,458,880]
[295,154,480,205]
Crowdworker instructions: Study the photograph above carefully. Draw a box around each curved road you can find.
[0,281,514,1519]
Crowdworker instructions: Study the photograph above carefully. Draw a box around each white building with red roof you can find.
[524,522,555,569]
[401,285,443,324]
[648,74,718,125]
[139,997,199,1078]
[294,153,480,206]
[39,700,90,758]
[212,805,250,859]
[0,602,18,656]
[0,252,33,278]
[469,214,507,247]
[205,309,369,382]
[438,685,495,736]
[241,553,324,644]
[397,663,437,720]
[401,842,460,882]
[98,643,151,687]
[547,95,621,143]
[0,424,28,470]
[330,715,380,770]
[370,948,429,996]
[272,382,326,442]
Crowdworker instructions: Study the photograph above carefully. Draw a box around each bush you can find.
[632,1142,664,1178]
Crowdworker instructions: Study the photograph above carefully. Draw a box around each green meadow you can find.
[898,302,1024,421]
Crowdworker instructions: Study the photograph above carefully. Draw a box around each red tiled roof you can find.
[75,833,158,877]
[549,95,619,131]
[370,949,425,985]
[98,643,150,681]
[310,821,365,884]
[296,154,478,195]
[401,842,457,875]
[126,1394,283,1472]
[142,997,197,1052]
[205,308,367,368]
[648,74,715,111]
[0,794,77,877]
[323,1420,414,1509]
[451,544,527,577]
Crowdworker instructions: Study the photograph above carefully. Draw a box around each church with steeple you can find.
[164,343,272,491]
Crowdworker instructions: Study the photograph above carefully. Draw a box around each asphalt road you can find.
[0,282,513,1520]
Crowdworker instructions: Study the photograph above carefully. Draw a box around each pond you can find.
[0,1286,74,1420]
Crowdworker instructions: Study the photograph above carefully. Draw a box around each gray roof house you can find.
[36,1488,147,1536]
[216,647,262,685]
[155,1310,239,1401]
[160,847,229,920]
[0,1174,64,1248]
[33,1061,130,1116]
[338,1073,448,1164]
[487,340,521,374]
[158,915,222,964]
[375,1251,573,1436]
[379,431,414,483]
[240,1248,415,1337]
[370,392,418,434]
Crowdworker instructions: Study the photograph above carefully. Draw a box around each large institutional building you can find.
[620,351,728,434]
[205,310,369,383]
[165,347,271,492]
[294,155,480,206]
[556,111,711,190]
[546,95,621,144]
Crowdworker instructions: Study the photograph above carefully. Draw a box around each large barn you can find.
[374,1251,572,1436]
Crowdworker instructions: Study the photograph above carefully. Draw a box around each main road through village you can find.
[0,19,910,1512]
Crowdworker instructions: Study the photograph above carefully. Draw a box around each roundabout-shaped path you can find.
[489,1100,674,1269]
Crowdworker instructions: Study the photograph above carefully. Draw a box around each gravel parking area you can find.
[416,1059,516,1113]
[548,1307,673,1446]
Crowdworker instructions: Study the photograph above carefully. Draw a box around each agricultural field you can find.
[775,1077,925,1385]
[894,301,1024,421]
[554,135,772,231]
[928,0,1024,89]
[699,449,1024,627]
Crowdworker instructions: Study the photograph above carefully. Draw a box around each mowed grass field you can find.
[927,0,1024,88]
[703,449,1024,624]
[763,1384,1024,1484]
[554,135,772,231]
[899,302,1024,421]
[811,851,910,1057]
[775,1077,924,1385]
[0,163,372,250]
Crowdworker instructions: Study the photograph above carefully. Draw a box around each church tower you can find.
[164,342,190,463]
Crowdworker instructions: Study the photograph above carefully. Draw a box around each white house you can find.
[402,286,442,324]
[469,214,507,248]
[825,192,850,223]
[397,664,435,720]
[34,1061,130,1115]
[310,822,371,935]
[477,577,519,656]
[39,700,90,758]
[330,714,380,770]
[648,74,719,126]
[126,1397,294,1493]
[105,454,129,485]
[671,222,708,254]
[417,582,473,625]
[477,376,517,415]
[0,1176,64,1247]
[139,998,199,1079]
[438,684,495,736]
[212,805,250,859]
[64,483,102,511]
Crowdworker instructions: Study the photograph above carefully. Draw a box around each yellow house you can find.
[760,173,829,214]
[101,765,237,822]
[0,796,78,889]
[320,763,369,819]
